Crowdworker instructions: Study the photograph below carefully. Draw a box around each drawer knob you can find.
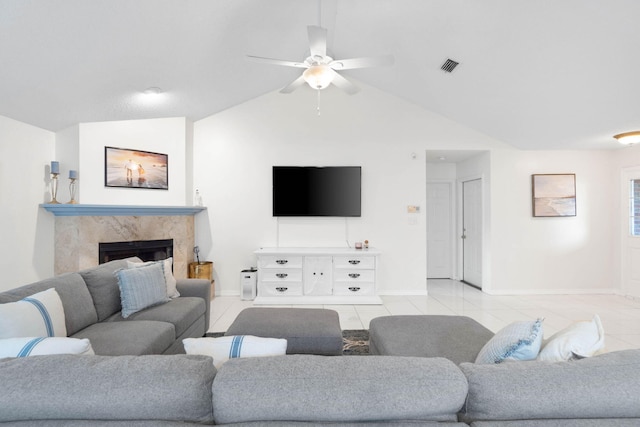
[348,287,361,292]
[348,273,361,279]
[275,287,288,293]
[275,273,288,279]
[348,260,361,265]
[276,259,288,265]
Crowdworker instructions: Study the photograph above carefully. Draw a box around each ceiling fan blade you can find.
[307,25,327,59]
[330,55,394,70]
[246,55,307,68]
[328,69,359,95]
[280,75,307,94]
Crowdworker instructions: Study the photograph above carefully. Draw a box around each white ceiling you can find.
[1,0,639,150]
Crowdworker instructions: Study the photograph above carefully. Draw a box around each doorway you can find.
[426,182,453,278]
[461,178,483,288]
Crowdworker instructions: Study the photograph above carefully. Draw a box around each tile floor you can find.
[208,279,640,353]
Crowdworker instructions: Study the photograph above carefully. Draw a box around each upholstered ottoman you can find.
[225,307,343,355]
[369,315,494,364]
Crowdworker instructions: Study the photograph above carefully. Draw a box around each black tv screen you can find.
[273,166,361,217]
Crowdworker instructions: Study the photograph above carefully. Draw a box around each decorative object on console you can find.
[183,335,287,369]
[67,170,78,204]
[532,173,576,217]
[48,161,60,204]
[105,146,168,190]
[475,318,544,364]
[354,242,362,249]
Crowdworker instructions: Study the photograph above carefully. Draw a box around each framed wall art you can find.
[532,173,576,217]
[105,147,168,190]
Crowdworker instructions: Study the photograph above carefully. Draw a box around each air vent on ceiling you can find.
[441,58,459,73]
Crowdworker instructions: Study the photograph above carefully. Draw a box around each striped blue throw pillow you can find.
[0,288,67,338]
[115,263,169,318]
[183,335,288,368]
[0,337,94,357]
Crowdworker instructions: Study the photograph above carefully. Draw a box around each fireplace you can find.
[99,239,174,264]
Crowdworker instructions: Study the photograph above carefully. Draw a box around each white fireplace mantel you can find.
[40,204,206,217]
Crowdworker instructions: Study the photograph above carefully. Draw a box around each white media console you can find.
[254,247,382,305]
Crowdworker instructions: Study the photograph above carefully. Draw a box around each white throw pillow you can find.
[183,336,288,368]
[127,258,179,298]
[0,288,67,339]
[475,318,544,364]
[537,314,605,362]
[0,337,94,357]
[115,263,170,318]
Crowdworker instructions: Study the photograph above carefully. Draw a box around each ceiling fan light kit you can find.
[303,64,333,90]
[613,131,640,145]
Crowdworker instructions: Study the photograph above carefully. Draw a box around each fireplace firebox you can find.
[99,239,174,264]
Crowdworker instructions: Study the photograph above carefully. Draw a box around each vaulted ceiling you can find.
[1,0,639,150]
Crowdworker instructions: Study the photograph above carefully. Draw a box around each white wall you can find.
[193,84,510,296]
[76,117,190,205]
[0,115,55,291]
[488,149,616,294]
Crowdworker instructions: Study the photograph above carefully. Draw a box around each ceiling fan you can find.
[247,25,393,95]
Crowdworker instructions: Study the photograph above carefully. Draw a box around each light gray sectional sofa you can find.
[1,350,640,425]
[0,257,210,355]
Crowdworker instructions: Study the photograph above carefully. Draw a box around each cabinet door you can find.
[303,256,333,296]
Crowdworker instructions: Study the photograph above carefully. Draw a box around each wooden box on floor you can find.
[188,261,214,300]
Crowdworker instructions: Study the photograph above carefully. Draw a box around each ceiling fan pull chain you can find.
[317,90,321,116]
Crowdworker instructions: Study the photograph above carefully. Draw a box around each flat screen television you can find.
[272,166,361,217]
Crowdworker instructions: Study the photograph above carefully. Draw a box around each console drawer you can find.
[258,256,303,269]
[333,270,375,282]
[258,282,303,296]
[260,269,303,282]
[333,256,375,269]
[333,282,375,296]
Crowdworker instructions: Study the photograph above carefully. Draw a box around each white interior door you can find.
[462,178,482,288]
[426,182,453,278]
[621,168,640,298]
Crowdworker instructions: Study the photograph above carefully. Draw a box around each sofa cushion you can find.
[184,335,288,368]
[79,258,135,322]
[0,337,94,357]
[538,314,605,362]
[459,349,640,423]
[71,320,175,355]
[0,272,97,335]
[0,288,67,338]
[106,297,205,337]
[0,354,215,424]
[115,263,170,318]
[475,318,543,364]
[212,355,468,424]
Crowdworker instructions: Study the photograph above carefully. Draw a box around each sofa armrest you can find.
[177,278,211,332]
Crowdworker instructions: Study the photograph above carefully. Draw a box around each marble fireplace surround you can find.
[44,205,206,278]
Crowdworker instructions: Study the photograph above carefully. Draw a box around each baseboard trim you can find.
[482,288,617,296]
